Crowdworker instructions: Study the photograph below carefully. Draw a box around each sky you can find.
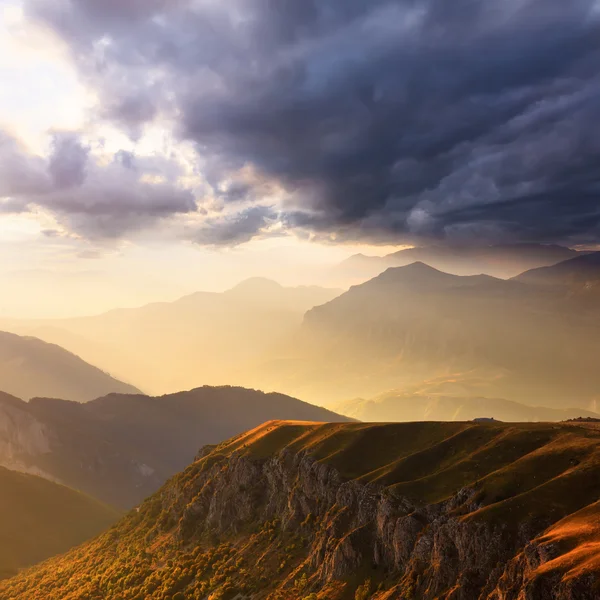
[1,0,599,317]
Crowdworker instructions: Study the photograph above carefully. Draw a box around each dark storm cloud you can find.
[193,206,278,246]
[0,130,196,239]
[25,0,600,245]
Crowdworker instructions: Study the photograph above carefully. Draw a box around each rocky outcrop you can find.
[155,446,599,599]
[0,396,55,478]
[3,421,598,600]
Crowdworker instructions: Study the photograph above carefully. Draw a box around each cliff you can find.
[2,421,600,599]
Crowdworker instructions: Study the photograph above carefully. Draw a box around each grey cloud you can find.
[0,198,30,214]
[26,0,600,245]
[0,132,50,196]
[193,205,278,246]
[0,130,197,239]
[49,132,89,188]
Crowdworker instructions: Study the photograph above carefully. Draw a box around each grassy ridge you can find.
[2,420,600,599]
[217,420,600,524]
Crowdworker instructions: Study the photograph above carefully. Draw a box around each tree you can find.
[355,578,371,600]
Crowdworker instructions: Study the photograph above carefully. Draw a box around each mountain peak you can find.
[226,277,284,294]
[515,251,600,284]
[377,261,456,283]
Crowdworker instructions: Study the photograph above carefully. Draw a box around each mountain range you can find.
[2,250,597,414]
[0,278,342,396]
[0,386,350,509]
[0,465,118,580]
[337,391,600,423]
[334,243,583,285]
[254,253,600,407]
[3,419,600,599]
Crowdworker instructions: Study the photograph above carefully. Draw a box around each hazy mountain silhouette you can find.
[0,279,342,395]
[337,391,600,423]
[6,420,600,599]
[254,261,600,408]
[0,331,140,402]
[335,243,583,285]
[0,386,351,509]
[515,251,600,285]
[0,465,118,579]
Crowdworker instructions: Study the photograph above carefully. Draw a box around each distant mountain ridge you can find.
[0,278,342,395]
[515,251,600,285]
[253,260,600,407]
[335,242,584,284]
[337,391,600,423]
[0,331,140,402]
[0,385,351,509]
[0,466,118,579]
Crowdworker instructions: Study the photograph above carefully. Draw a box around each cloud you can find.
[0,130,197,239]
[193,205,278,246]
[21,0,600,245]
[49,132,89,188]
[0,132,50,197]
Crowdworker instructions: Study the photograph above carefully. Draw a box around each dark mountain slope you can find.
[253,262,600,407]
[0,331,140,402]
[0,466,119,580]
[515,251,600,284]
[0,386,351,509]
[4,420,600,599]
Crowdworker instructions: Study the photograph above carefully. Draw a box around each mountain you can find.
[335,243,583,285]
[4,420,600,599]
[0,386,351,509]
[252,262,600,407]
[337,391,600,423]
[515,251,600,286]
[0,279,342,395]
[0,331,140,402]
[0,465,118,579]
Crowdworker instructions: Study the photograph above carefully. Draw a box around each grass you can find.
[211,420,600,524]
[4,419,600,600]
[0,467,120,578]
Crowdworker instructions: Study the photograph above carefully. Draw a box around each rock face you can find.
[165,445,597,599]
[2,421,600,600]
[0,393,54,477]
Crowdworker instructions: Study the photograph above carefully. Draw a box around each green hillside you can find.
[0,467,119,579]
[3,420,600,599]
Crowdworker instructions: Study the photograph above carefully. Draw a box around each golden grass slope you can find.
[2,420,600,599]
